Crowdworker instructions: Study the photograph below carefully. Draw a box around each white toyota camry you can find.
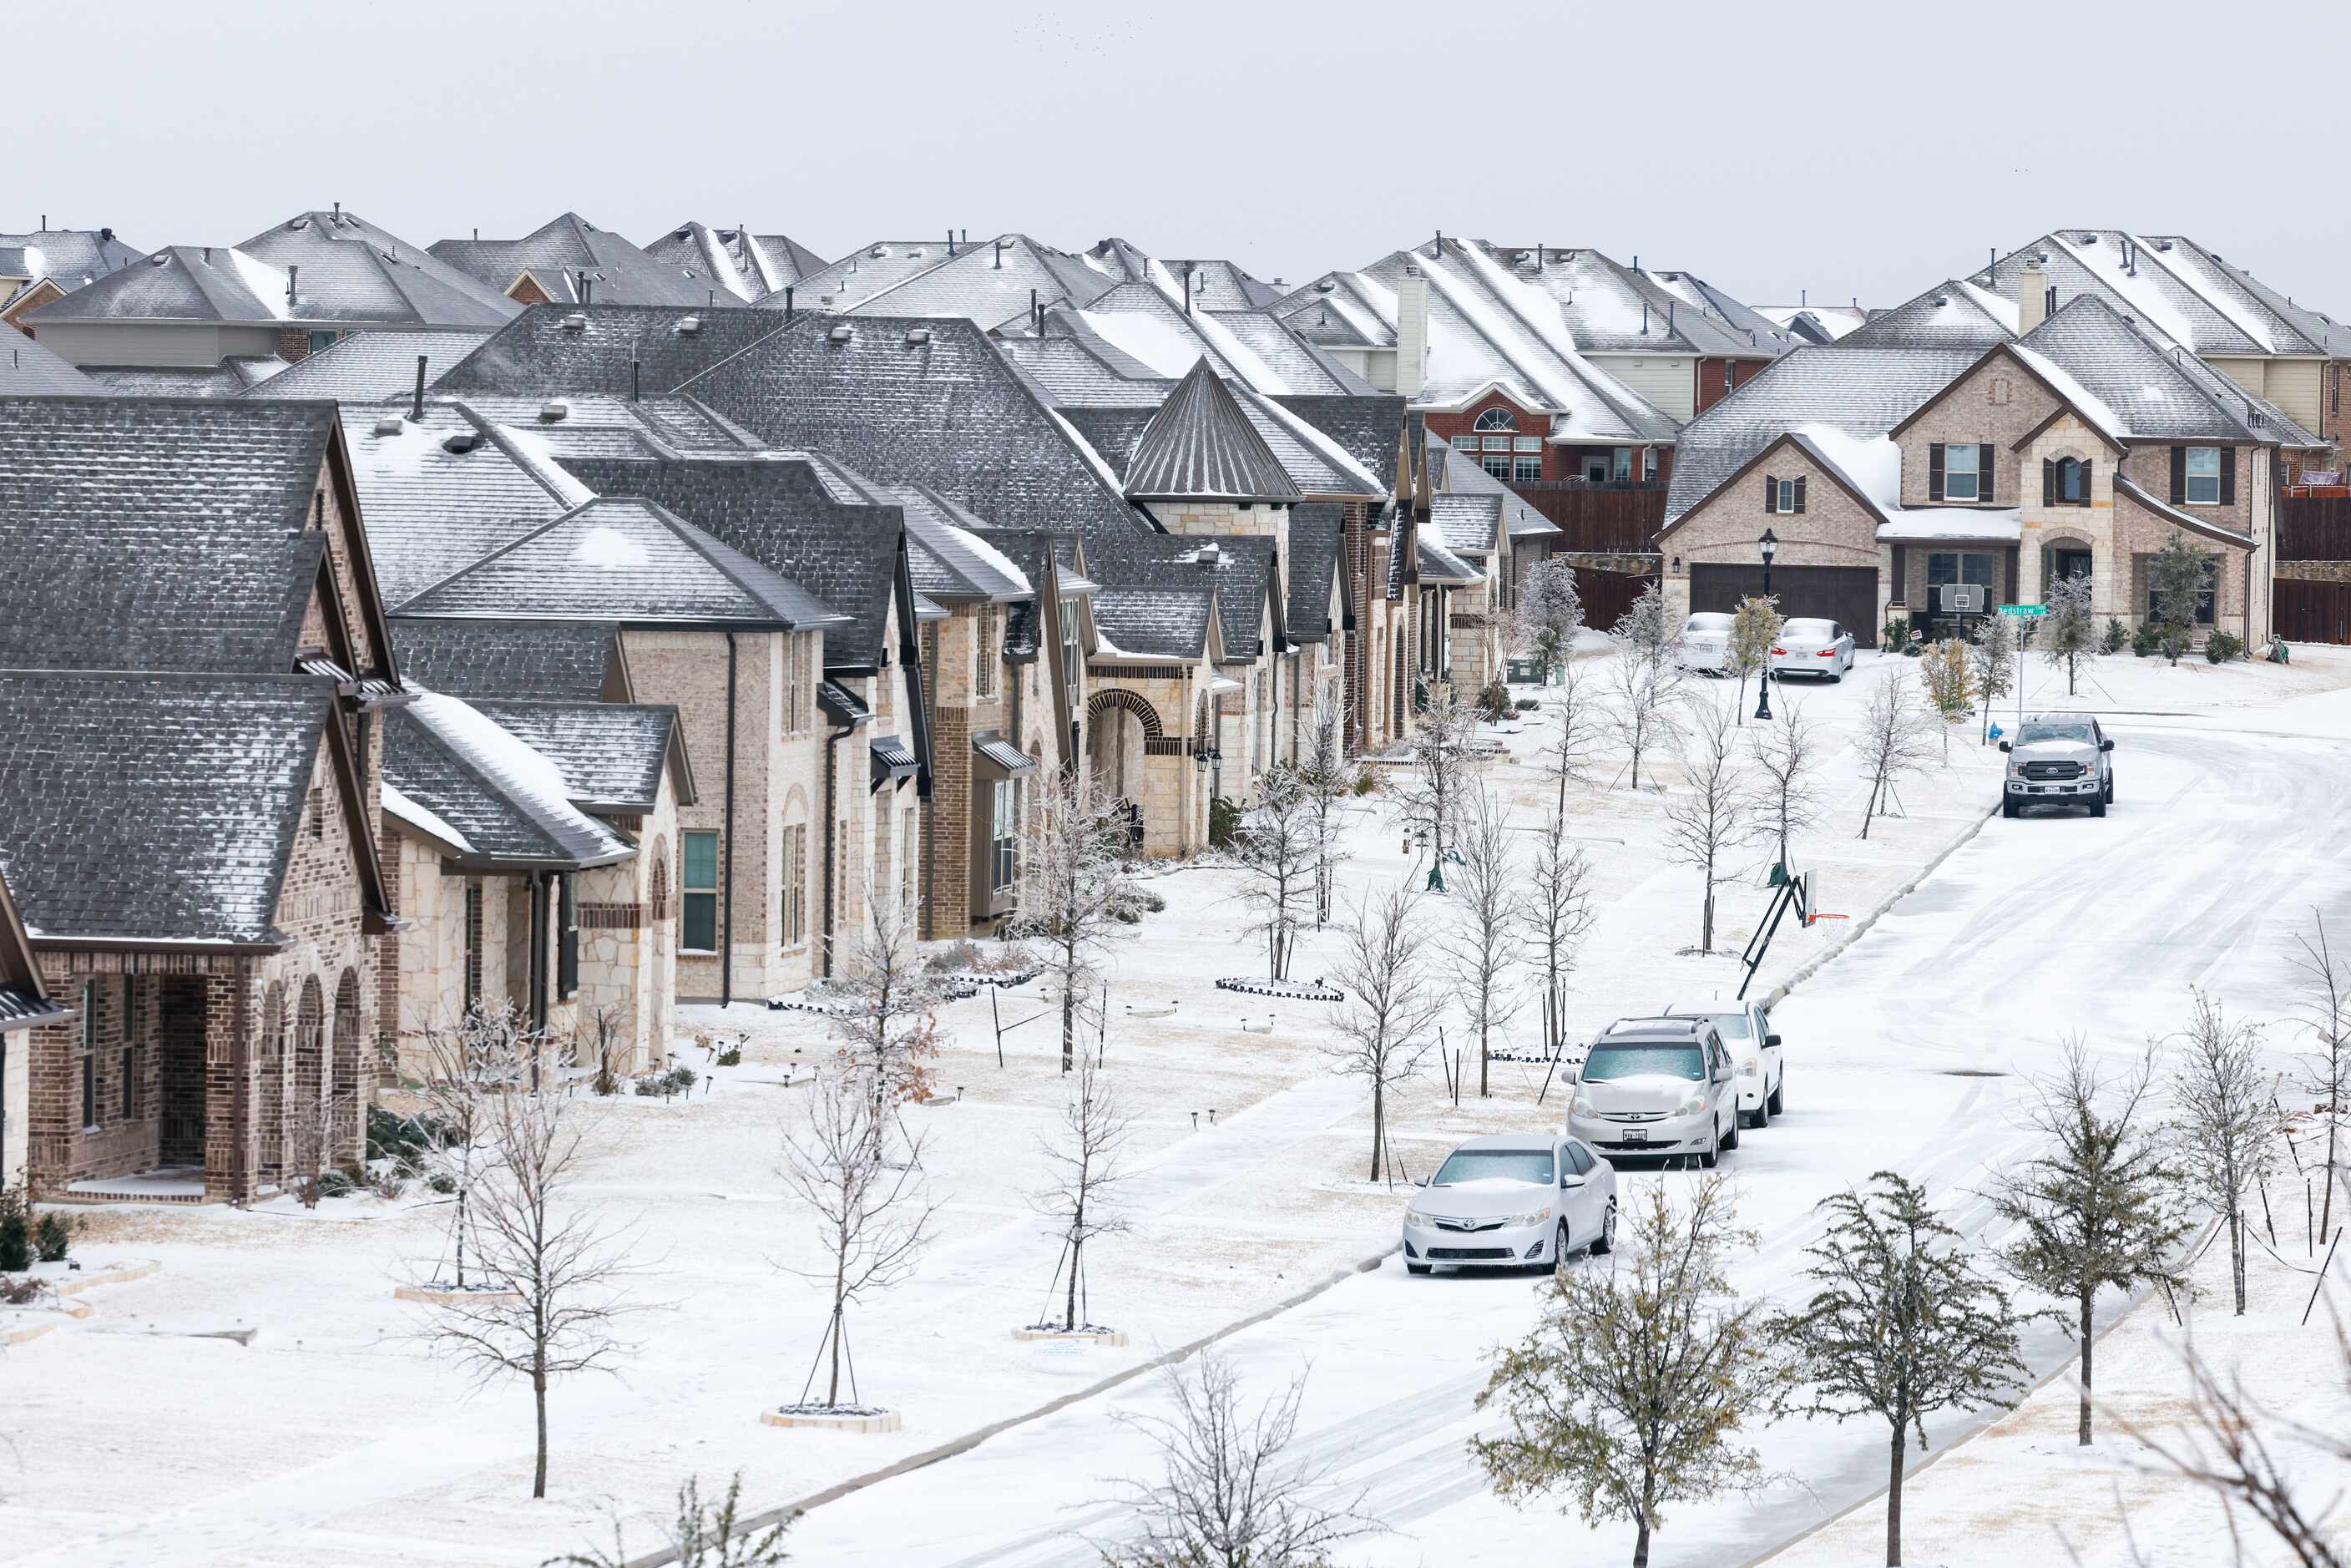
[1767,617,1856,681]
[1675,611,1734,673]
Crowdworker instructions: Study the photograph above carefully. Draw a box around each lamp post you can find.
[1755,527,1778,721]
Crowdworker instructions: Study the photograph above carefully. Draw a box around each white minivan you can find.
[1665,999,1785,1129]
[1565,1017,1742,1166]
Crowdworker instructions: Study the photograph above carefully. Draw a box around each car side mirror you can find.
[1997,741,2011,752]
[1765,1033,1782,1049]
[1560,1174,1585,1189]
[2100,738,2114,752]
[1412,1175,1428,1187]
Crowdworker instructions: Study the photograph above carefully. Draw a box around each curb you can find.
[620,1247,1396,1567]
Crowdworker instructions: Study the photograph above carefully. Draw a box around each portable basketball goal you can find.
[1738,863,1846,998]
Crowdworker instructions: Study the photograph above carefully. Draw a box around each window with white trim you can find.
[989,780,1019,893]
[2186,446,2221,504]
[1944,443,1980,501]
[781,823,806,948]
[681,831,720,953]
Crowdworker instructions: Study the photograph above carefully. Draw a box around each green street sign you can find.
[1998,603,2047,617]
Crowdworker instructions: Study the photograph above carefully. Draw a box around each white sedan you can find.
[1402,1135,1617,1274]
[1674,611,1734,673]
[1767,617,1855,681]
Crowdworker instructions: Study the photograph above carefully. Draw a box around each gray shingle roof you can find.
[0,671,339,944]
[340,402,573,603]
[1287,503,1343,639]
[245,329,493,402]
[433,304,786,399]
[1272,394,1408,487]
[1842,280,2018,350]
[0,227,142,291]
[23,245,288,326]
[0,333,107,395]
[2020,295,2323,446]
[1662,346,1982,524]
[1427,443,1555,538]
[1474,244,1779,357]
[1125,359,1302,503]
[675,312,1153,541]
[995,333,1171,407]
[430,214,706,307]
[1083,539,1221,660]
[460,699,685,812]
[1431,492,1504,555]
[1975,233,2329,359]
[640,224,829,304]
[1636,268,1799,355]
[81,358,287,398]
[384,693,633,868]
[795,235,1111,322]
[0,396,341,671]
[396,495,840,627]
[237,210,521,326]
[1201,535,1277,660]
[392,618,621,701]
[555,455,902,669]
[892,486,1033,601]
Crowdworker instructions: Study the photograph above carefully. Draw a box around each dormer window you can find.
[1470,408,1540,481]
[2044,455,2092,507]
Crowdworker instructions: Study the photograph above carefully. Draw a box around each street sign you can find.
[1998,603,2047,617]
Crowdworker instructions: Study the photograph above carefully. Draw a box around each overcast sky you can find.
[19,0,2351,314]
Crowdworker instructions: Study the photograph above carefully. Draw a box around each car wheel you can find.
[1590,1200,1615,1255]
[2002,797,2019,819]
[1752,1095,1769,1129]
[1828,670,1843,684]
[1406,1262,1432,1276]
[1768,1077,1786,1115]
[2090,794,2107,819]
[1553,1219,1573,1270]
[1722,1111,1742,1151]
[1700,1124,1722,1169]
[2106,775,2115,804]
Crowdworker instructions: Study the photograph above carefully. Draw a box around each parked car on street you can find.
[1664,999,1785,1127]
[1403,1134,1617,1275]
[1674,611,1734,674]
[1565,1017,1742,1166]
[1767,617,1855,681]
[2000,714,2115,818]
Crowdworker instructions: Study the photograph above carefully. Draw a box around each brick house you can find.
[1659,295,2323,650]
[1,866,76,1188]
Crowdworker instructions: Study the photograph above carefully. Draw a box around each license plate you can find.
[1621,1127,1648,1145]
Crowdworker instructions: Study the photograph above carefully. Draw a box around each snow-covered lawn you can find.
[4,641,2348,1567]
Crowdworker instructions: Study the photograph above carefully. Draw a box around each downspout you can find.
[528,873,551,1087]
[722,633,738,1008]
[822,714,850,978]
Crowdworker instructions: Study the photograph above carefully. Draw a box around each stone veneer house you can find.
[1659,296,2324,649]
[0,396,405,1202]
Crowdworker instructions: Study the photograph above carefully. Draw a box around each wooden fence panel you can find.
[2277,579,2351,645]
[1507,482,1667,554]
[2277,497,2351,560]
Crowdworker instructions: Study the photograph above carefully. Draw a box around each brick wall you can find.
[1660,440,1885,624]
[1422,392,1558,482]
[1897,357,2060,508]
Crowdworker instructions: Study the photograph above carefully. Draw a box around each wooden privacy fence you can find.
[2277,579,2351,645]
[2278,496,2351,560]
[1574,564,1658,632]
[1507,482,1666,553]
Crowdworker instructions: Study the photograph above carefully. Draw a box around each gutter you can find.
[723,632,738,1008]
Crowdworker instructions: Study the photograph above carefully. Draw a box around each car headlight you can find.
[1677,1093,1707,1117]
[1405,1207,1435,1227]
[2007,763,2026,777]
[1739,1057,1760,1077]
[1571,1092,1595,1116]
[1504,1206,1553,1228]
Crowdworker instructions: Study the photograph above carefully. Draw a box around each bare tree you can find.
[1538,658,1604,820]
[2293,912,2350,1239]
[1447,781,1521,1097]
[1749,699,1828,873]
[1604,583,1692,794]
[1226,763,1317,981]
[1770,1171,2038,1567]
[1726,594,1782,723]
[1323,880,1444,1182]
[417,1082,638,1498]
[2172,989,2277,1317]
[547,1471,795,1568]
[574,1003,630,1097]
[1385,682,1483,891]
[2042,572,2099,695]
[827,890,948,1116]
[1474,1176,1777,1568]
[1984,1040,2190,1445]
[1097,1352,1377,1568]
[1519,812,1595,1064]
[1858,670,1936,840]
[415,1006,534,1291]
[1517,555,1586,684]
[1662,693,1759,954]
[1917,639,1974,761]
[778,1067,938,1412]
[1294,673,1358,927]
[1967,613,2016,746]
[1012,766,1145,1073]
[1029,1055,1133,1335]
[284,1086,361,1209]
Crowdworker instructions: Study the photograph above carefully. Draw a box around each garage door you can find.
[1691,564,1878,647]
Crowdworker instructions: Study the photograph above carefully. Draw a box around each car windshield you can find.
[1783,619,1836,640]
[2019,721,2094,744]
[1432,1148,1555,1185]
[1674,1009,1751,1039]
[1581,1044,1706,1082]
[1684,614,1733,632]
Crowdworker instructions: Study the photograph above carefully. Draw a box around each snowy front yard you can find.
[5,642,2349,1567]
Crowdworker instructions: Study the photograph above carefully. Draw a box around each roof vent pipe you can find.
[1030,287,1039,333]
[332,200,341,220]
[286,263,298,303]
[1641,301,1649,334]
[631,353,641,402]
[1667,301,1675,334]
[947,229,956,257]
[1183,269,1192,316]
[412,355,427,421]
[994,237,1008,269]
[784,286,794,322]
[203,246,211,263]
[561,311,587,331]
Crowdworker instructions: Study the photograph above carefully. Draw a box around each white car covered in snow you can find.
[1565,1017,1742,1166]
[1674,611,1734,673]
[1664,999,1785,1128]
[1767,617,1855,681]
[1403,1135,1617,1274]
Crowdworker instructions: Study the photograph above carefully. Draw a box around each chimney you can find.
[2018,255,2050,333]
[1394,263,1429,400]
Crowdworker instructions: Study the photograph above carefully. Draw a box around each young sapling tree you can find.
[1726,594,1782,723]
[1661,692,1759,954]
[1446,781,1522,1096]
[1387,681,1483,889]
[1517,555,1587,684]
[2170,989,2276,1315]
[1295,674,1359,926]
[1539,657,1603,819]
[2041,572,2098,695]
[415,1005,533,1291]
[2293,911,2349,1240]
[1748,699,1827,873]
[546,1471,796,1568]
[1917,639,1974,760]
[1857,670,1936,840]
[1226,763,1317,981]
[1770,1171,2037,1567]
[1519,812,1595,1064]
[1011,766,1144,1073]
[1029,1055,1133,1335]
[1604,581,1687,791]
[827,892,948,1120]
[2149,529,2211,665]
[1966,612,2015,744]
[1323,879,1443,1182]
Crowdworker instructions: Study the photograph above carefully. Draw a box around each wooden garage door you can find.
[1690,564,1878,648]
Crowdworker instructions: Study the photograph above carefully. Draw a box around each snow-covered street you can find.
[7,646,2350,1568]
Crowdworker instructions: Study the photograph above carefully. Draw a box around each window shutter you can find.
[2042,458,2055,507]
[2080,459,2092,504]
[1762,473,1777,513]
[1978,443,1995,503]
[1792,476,1807,513]
[2170,446,2187,504]
[1929,443,1945,502]
[2219,447,2237,505]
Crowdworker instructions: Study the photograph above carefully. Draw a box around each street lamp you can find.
[1755,527,1778,721]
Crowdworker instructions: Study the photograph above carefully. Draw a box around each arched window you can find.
[2045,455,2092,507]
[1462,406,1541,482]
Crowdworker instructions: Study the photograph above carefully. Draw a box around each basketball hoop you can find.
[1806,913,1850,925]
